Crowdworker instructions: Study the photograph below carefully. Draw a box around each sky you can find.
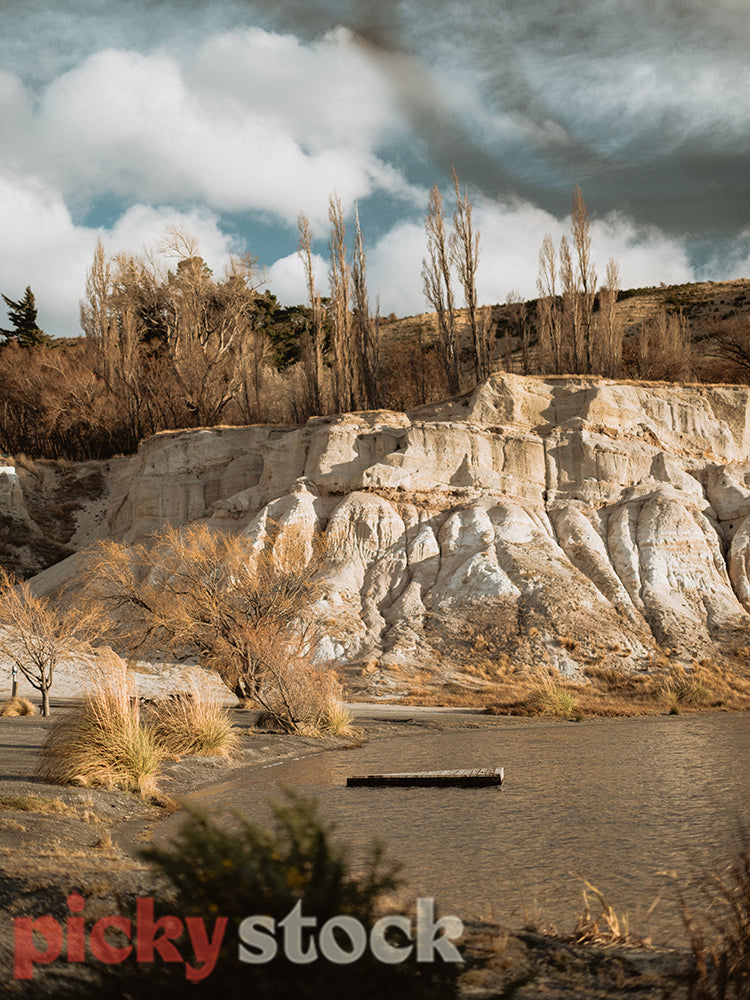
[1,0,749,338]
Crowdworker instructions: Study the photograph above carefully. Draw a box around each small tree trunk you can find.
[41,686,50,717]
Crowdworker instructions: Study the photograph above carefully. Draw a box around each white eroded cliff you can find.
[90,375,750,688]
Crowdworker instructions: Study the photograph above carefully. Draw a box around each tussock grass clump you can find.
[675,678,713,706]
[531,676,576,717]
[0,696,36,717]
[37,651,164,797]
[318,700,357,737]
[150,677,240,757]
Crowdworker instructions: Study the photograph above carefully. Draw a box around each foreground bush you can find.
[37,653,164,796]
[72,792,460,999]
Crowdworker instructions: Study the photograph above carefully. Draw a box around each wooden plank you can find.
[346,767,504,788]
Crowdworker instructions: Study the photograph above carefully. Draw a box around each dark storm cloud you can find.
[235,0,750,239]
[5,0,747,239]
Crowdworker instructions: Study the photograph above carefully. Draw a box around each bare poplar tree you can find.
[506,291,528,374]
[351,206,379,409]
[296,213,325,415]
[81,241,152,448]
[421,184,460,395]
[598,257,622,377]
[559,234,579,372]
[328,194,355,413]
[570,184,597,373]
[536,234,563,374]
[450,168,488,383]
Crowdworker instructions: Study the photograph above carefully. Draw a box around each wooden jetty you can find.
[346,767,504,788]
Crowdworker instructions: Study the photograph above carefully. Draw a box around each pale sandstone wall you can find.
[14,375,750,687]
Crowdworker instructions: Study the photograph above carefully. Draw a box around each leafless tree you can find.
[570,185,597,373]
[597,257,622,377]
[422,184,460,394]
[160,231,240,425]
[297,213,326,415]
[536,234,563,374]
[634,307,693,381]
[506,291,528,374]
[559,234,580,372]
[328,194,355,413]
[80,241,150,449]
[351,205,380,410]
[450,168,488,383]
[79,523,333,720]
[0,569,98,716]
[705,317,750,381]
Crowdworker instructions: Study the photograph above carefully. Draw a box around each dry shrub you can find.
[37,651,164,797]
[150,676,240,757]
[0,696,36,717]
[249,628,347,735]
[679,831,750,999]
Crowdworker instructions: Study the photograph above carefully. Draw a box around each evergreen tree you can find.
[1,286,50,347]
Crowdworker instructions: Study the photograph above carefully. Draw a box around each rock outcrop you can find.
[69,374,748,692]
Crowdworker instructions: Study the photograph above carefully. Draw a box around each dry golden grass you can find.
[0,696,36,716]
[149,676,240,757]
[0,794,74,815]
[318,700,358,737]
[407,653,750,718]
[571,877,647,948]
[37,651,164,797]
[529,676,577,717]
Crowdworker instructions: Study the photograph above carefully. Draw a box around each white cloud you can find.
[26,27,413,229]
[366,222,427,317]
[0,173,94,337]
[266,250,327,308]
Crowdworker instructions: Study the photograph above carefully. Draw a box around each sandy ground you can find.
[0,694,698,999]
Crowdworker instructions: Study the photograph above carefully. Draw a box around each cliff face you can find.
[93,375,750,691]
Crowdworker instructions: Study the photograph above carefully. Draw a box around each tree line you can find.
[0,178,736,462]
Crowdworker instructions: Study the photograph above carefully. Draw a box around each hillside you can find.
[380,277,750,382]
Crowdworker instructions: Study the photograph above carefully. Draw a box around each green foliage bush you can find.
[91,791,460,999]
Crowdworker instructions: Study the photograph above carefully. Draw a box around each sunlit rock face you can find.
[96,375,750,686]
[20,375,750,689]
